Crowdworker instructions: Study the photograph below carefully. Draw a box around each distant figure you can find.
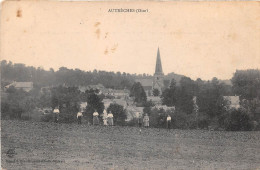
[166,115,171,129]
[137,112,142,127]
[143,114,149,128]
[93,111,99,125]
[107,111,114,126]
[77,111,83,124]
[103,110,108,126]
[53,107,60,123]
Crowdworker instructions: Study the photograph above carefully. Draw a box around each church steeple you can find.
[154,47,164,76]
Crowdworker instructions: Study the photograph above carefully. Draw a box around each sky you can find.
[1,1,260,80]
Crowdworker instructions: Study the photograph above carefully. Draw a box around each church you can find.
[135,48,169,96]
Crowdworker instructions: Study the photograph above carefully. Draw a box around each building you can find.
[78,84,105,93]
[223,96,240,109]
[135,47,169,96]
[153,48,165,94]
[4,81,33,92]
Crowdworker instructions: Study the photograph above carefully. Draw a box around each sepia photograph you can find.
[1,1,260,169]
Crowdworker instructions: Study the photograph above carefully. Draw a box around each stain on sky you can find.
[104,32,108,39]
[16,9,22,18]
[104,48,108,55]
[94,22,101,39]
[94,22,101,27]
[95,29,100,39]
[111,44,118,53]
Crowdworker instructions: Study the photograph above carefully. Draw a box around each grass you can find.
[1,120,260,169]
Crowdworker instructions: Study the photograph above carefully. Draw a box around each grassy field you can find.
[1,120,260,169]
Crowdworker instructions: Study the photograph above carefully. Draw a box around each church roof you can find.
[154,48,164,75]
[135,79,153,88]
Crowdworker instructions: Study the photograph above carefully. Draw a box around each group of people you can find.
[53,107,114,126]
[53,107,172,129]
[92,110,114,126]
[137,113,172,129]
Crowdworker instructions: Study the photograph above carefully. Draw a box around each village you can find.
[2,48,250,129]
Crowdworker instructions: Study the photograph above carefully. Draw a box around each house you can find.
[80,102,88,111]
[125,106,144,121]
[79,84,105,93]
[223,96,240,109]
[147,96,162,105]
[103,98,128,109]
[4,81,33,92]
[153,105,175,111]
[135,78,153,96]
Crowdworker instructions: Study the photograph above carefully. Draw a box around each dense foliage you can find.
[232,69,260,100]
[130,82,147,104]
[50,86,81,123]
[107,103,127,125]
[2,87,36,119]
[1,60,151,90]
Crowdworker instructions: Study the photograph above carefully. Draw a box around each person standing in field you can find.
[93,111,99,125]
[103,109,108,126]
[166,115,171,130]
[143,113,149,128]
[138,112,142,127]
[53,107,60,123]
[77,111,83,124]
[107,111,114,126]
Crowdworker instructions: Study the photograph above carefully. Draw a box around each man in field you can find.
[136,112,142,127]
[166,115,171,130]
[77,111,83,124]
[53,107,59,123]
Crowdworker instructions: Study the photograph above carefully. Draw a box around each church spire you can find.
[154,47,164,76]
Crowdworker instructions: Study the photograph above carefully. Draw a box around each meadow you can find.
[1,120,260,169]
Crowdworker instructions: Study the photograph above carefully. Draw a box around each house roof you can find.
[5,82,33,88]
[135,79,153,88]
[147,96,161,102]
[143,86,153,91]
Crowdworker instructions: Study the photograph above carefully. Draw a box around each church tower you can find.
[153,47,164,95]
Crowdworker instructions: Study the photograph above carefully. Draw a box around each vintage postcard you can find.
[1,1,260,169]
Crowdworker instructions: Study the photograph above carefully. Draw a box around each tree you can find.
[197,78,227,118]
[161,79,177,106]
[2,87,36,119]
[176,77,196,114]
[143,107,152,115]
[153,89,160,96]
[231,69,260,100]
[107,103,127,125]
[85,89,104,115]
[130,82,147,104]
[50,86,81,123]
[223,108,253,131]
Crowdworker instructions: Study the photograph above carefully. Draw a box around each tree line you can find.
[1,60,153,90]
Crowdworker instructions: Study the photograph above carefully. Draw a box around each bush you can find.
[107,103,127,125]
[59,113,77,123]
[223,108,254,131]
[125,118,138,126]
[21,112,31,120]
[41,113,54,122]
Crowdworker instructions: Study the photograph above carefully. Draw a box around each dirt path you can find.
[1,120,260,169]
